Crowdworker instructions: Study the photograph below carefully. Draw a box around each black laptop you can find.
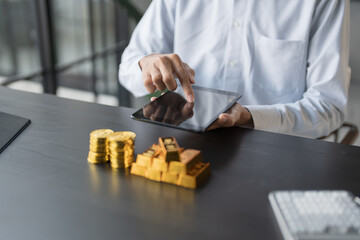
[0,111,31,153]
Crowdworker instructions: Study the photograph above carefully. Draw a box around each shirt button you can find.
[233,21,240,28]
[230,61,237,67]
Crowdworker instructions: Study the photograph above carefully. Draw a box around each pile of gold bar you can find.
[87,129,136,168]
[131,137,211,189]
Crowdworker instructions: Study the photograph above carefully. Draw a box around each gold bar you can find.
[161,171,178,185]
[130,163,146,177]
[153,144,163,157]
[180,149,202,169]
[158,137,180,162]
[151,157,168,172]
[145,168,162,182]
[135,145,157,168]
[168,149,202,174]
[135,154,152,168]
[177,162,211,189]
[168,161,187,174]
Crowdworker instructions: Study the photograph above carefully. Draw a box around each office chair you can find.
[318,122,359,145]
[318,67,359,145]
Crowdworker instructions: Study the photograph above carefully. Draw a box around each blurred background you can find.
[0,0,359,145]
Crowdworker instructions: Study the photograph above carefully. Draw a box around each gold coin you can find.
[87,157,108,164]
[109,157,133,163]
[110,165,124,169]
[88,151,107,157]
[90,129,114,139]
[108,150,133,155]
[107,143,134,150]
[89,140,107,146]
[109,154,133,158]
[119,131,136,140]
[109,160,124,165]
[89,145,107,152]
[88,156,108,162]
[108,145,134,151]
[108,149,134,154]
[107,131,136,142]
[124,162,134,166]
[89,142,106,147]
[107,141,134,146]
[88,157,108,163]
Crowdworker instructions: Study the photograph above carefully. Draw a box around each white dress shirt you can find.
[119,0,350,138]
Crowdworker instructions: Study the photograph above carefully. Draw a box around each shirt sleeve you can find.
[245,0,350,138]
[118,0,176,97]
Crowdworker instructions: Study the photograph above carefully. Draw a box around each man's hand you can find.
[207,103,254,131]
[139,54,196,103]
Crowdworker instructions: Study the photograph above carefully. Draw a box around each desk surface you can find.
[0,86,360,240]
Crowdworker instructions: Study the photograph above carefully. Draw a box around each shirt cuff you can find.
[243,105,281,133]
[119,56,148,97]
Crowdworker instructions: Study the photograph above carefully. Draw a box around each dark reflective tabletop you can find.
[1,87,360,240]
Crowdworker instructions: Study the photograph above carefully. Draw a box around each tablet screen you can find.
[131,85,241,132]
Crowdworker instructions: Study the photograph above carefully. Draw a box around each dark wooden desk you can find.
[0,86,359,240]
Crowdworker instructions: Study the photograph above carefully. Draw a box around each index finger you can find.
[169,55,195,103]
[178,72,195,103]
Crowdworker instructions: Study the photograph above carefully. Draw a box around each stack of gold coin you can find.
[107,131,136,168]
[87,129,114,164]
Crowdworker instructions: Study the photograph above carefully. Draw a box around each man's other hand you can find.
[207,103,254,131]
[139,54,196,103]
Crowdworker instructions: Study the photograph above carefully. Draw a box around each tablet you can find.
[0,111,31,153]
[131,85,242,132]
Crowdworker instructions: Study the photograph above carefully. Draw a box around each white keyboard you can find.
[269,191,360,240]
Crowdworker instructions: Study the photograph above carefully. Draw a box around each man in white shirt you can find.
[119,0,350,138]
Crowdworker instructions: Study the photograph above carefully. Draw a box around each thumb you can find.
[219,113,235,127]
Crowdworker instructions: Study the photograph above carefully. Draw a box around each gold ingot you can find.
[169,149,202,174]
[145,168,162,182]
[130,163,146,177]
[180,149,202,168]
[158,137,180,162]
[136,154,152,168]
[152,158,168,172]
[168,161,187,175]
[161,171,178,184]
[153,144,163,157]
[177,162,210,189]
